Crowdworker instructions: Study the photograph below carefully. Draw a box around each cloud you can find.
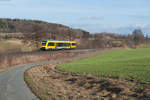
[0,0,11,2]
[130,15,150,19]
[68,23,116,33]
[68,22,150,34]
[79,16,104,20]
[115,24,150,34]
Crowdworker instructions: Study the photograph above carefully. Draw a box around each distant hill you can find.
[0,18,90,40]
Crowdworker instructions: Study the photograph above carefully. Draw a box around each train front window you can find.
[42,41,47,46]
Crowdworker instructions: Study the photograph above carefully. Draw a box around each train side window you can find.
[67,43,70,46]
[57,43,71,47]
[72,43,76,46]
[48,42,54,46]
[64,43,70,46]
[63,43,65,46]
[57,43,63,47]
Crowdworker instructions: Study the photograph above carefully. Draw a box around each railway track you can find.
[0,48,99,58]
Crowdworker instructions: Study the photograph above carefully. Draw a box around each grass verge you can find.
[58,47,150,83]
[24,69,49,100]
[0,69,6,73]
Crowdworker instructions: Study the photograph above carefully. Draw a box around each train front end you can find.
[40,40,48,50]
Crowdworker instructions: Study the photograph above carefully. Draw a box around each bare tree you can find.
[23,24,49,47]
[132,29,145,44]
[66,28,74,41]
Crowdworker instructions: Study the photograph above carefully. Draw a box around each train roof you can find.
[42,40,76,43]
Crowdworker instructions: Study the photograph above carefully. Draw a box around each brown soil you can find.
[25,50,150,100]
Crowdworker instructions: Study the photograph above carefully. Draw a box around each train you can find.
[40,40,77,50]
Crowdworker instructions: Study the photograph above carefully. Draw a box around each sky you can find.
[0,0,150,34]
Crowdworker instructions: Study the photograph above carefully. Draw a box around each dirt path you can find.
[25,49,150,100]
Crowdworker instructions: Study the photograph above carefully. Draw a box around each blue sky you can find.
[0,0,150,34]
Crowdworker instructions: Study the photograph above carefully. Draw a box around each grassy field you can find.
[58,48,150,83]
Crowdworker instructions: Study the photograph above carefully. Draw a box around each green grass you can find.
[58,48,150,83]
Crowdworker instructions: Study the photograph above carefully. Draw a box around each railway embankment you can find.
[0,49,98,72]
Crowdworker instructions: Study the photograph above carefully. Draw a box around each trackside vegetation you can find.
[58,47,150,83]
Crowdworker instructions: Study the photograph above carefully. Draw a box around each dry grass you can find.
[0,39,42,71]
[24,67,55,100]
[0,51,89,73]
[0,40,21,53]
[0,39,38,53]
[0,69,6,73]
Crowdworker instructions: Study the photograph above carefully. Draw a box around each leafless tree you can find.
[132,29,145,44]
[23,24,49,47]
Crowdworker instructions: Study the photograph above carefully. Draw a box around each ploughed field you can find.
[58,47,150,83]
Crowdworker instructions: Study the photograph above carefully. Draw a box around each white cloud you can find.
[0,0,11,2]
[79,16,104,20]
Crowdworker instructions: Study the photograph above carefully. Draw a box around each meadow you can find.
[58,47,150,83]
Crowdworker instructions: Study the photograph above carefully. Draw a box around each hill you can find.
[0,18,90,40]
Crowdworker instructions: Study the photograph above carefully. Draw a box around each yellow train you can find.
[40,40,77,50]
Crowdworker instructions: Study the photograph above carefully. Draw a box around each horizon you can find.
[0,0,150,34]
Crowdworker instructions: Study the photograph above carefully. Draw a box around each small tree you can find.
[132,29,145,44]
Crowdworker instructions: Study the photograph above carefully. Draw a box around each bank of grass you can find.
[24,71,49,100]
[140,43,150,48]
[0,69,5,73]
[58,47,150,83]
[0,39,37,53]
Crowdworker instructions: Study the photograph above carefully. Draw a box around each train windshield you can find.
[42,41,47,46]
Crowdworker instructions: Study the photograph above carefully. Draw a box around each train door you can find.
[47,42,55,49]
